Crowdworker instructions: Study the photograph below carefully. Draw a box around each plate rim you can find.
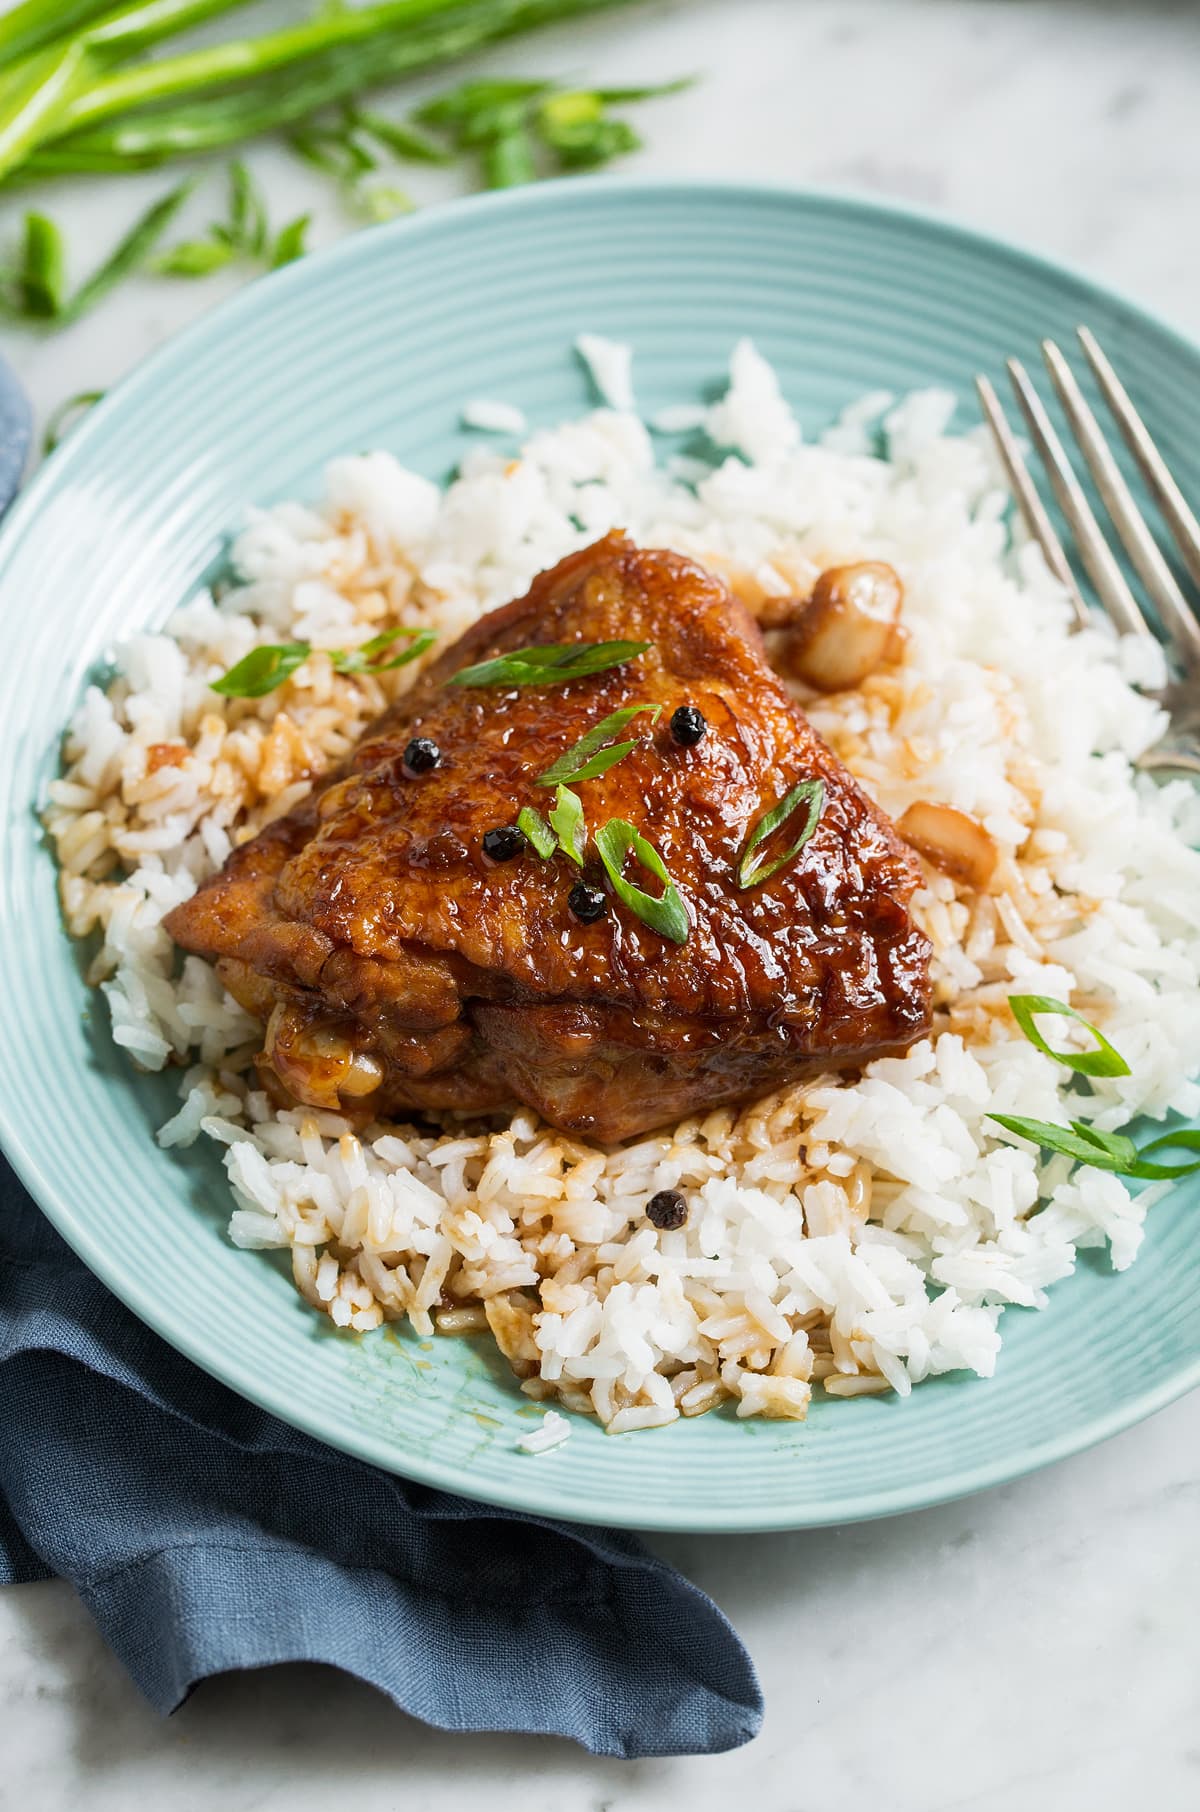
[15,171,1200,523]
[1,174,1197,1532]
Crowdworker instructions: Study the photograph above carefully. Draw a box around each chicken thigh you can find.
[166,533,931,1141]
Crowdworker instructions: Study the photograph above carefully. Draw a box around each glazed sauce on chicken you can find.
[166,534,931,1141]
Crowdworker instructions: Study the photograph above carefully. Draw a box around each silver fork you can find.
[976,326,1200,776]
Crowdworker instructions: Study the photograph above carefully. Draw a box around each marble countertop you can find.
[2,1,1199,1805]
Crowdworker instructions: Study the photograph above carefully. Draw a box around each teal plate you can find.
[0,179,1197,1531]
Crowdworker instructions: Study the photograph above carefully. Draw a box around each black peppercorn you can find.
[403,736,440,774]
[482,825,527,862]
[646,1189,688,1231]
[568,881,608,924]
[670,704,707,746]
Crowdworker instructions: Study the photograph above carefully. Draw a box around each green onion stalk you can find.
[0,0,247,64]
[55,0,481,136]
[71,0,252,57]
[0,41,94,179]
[1,0,636,184]
[0,0,120,66]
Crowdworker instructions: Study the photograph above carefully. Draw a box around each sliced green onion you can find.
[348,107,451,164]
[213,625,434,696]
[270,212,310,268]
[989,1116,1135,1173]
[593,77,696,103]
[339,130,380,175]
[414,77,552,132]
[331,625,437,674]
[595,818,688,944]
[210,641,310,698]
[516,805,556,859]
[548,784,585,865]
[736,778,825,890]
[353,181,414,222]
[229,157,268,256]
[1127,1126,1200,1178]
[484,124,536,187]
[543,114,640,170]
[154,236,235,276]
[1070,1122,1133,1158]
[287,125,352,178]
[457,98,530,146]
[158,161,282,274]
[536,703,661,786]
[1007,994,1131,1078]
[988,1114,1200,1181]
[448,639,651,689]
[56,178,195,325]
[42,387,104,454]
[20,210,66,316]
[538,89,604,131]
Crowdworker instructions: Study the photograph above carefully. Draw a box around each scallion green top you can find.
[536,703,661,785]
[1006,994,1131,1078]
[211,624,435,697]
[736,779,825,890]
[988,1115,1200,1181]
[447,640,651,689]
[594,817,688,944]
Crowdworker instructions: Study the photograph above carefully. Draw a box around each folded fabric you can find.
[0,1153,762,1757]
[0,351,31,517]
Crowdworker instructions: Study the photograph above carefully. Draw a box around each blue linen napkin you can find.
[0,352,32,513]
[0,1153,762,1756]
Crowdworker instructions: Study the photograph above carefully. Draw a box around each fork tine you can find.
[974,375,1088,628]
[1006,358,1150,640]
[1041,339,1200,672]
[1077,326,1200,594]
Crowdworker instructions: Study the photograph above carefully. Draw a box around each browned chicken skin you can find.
[166,534,932,1141]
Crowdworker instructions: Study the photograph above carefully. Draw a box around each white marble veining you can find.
[2,1,1199,1805]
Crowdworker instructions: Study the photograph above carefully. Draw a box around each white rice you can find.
[516,1410,572,1455]
[45,338,1200,1433]
[461,398,529,436]
[576,331,636,412]
[651,402,709,435]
